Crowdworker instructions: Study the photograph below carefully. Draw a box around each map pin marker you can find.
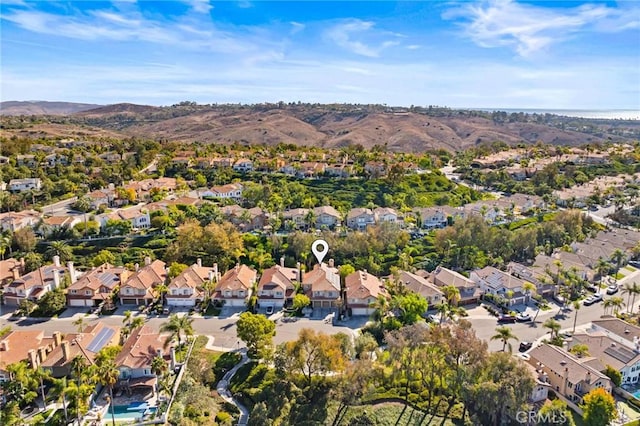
[311,239,329,265]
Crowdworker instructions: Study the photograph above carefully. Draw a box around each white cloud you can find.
[290,21,305,34]
[444,0,638,57]
[185,0,212,14]
[325,19,400,58]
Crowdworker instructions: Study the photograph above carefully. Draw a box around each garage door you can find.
[121,299,138,305]
[167,299,194,307]
[351,308,373,316]
[69,299,92,307]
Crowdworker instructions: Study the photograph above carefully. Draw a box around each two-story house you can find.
[118,259,167,305]
[41,323,121,378]
[470,266,527,305]
[0,210,41,232]
[392,270,443,307]
[413,207,461,229]
[373,207,399,225]
[314,206,342,229]
[346,208,375,230]
[0,330,60,382]
[302,261,341,309]
[166,260,218,307]
[66,263,127,307]
[430,266,481,305]
[584,318,640,385]
[345,270,388,316]
[213,264,257,307]
[200,183,243,201]
[4,257,78,306]
[39,215,82,236]
[115,325,172,392]
[0,258,24,289]
[257,262,299,310]
[283,208,310,229]
[8,178,42,192]
[528,344,612,409]
[87,188,116,210]
[233,159,254,173]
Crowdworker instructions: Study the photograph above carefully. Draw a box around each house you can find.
[8,178,42,192]
[0,258,24,288]
[87,188,116,210]
[43,153,68,167]
[118,259,167,305]
[0,156,8,165]
[233,159,254,172]
[166,260,218,307]
[115,325,172,392]
[507,262,555,296]
[325,164,351,178]
[40,323,121,378]
[463,202,505,223]
[414,208,448,229]
[0,210,41,232]
[392,270,443,306]
[213,264,257,307]
[283,208,310,229]
[470,266,528,305]
[314,206,342,229]
[364,161,386,177]
[3,257,77,306]
[66,263,127,307]
[200,183,243,200]
[527,344,612,409]
[40,215,82,236]
[257,262,299,310]
[584,318,640,385]
[0,330,59,382]
[16,155,37,168]
[302,260,341,308]
[374,207,398,224]
[346,208,375,230]
[430,266,481,305]
[99,207,151,230]
[345,270,388,316]
[524,362,551,404]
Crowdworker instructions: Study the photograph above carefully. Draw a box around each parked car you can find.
[265,306,274,315]
[584,293,603,306]
[498,315,517,323]
[606,285,619,295]
[516,313,532,322]
[553,294,566,305]
[519,341,533,352]
[586,284,599,293]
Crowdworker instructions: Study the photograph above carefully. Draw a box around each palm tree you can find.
[595,258,611,287]
[543,318,561,339]
[154,283,169,305]
[572,301,581,333]
[370,294,390,322]
[491,326,518,353]
[92,358,120,426]
[34,367,51,411]
[45,241,73,263]
[160,314,194,347]
[611,249,626,283]
[151,355,168,394]
[122,310,133,327]
[608,296,625,315]
[72,316,87,333]
[623,282,640,315]
[70,355,91,425]
[52,377,69,422]
[570,344,590,358]
[441,285,461,307]
[0,234,12,260]
[522,281,536,304]
[436,302,450,325]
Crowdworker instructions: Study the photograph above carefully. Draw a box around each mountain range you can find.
[1,101,638,152]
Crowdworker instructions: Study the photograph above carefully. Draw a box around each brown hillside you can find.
[0,101,102,116]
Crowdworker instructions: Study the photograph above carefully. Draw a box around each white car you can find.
[516,313,532,322]
[606,285,619,295]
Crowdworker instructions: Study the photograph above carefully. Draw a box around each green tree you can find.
[582,388,617,426]
[603,365,622,387]
[35,289,66,316]
[611,249,626,283]
[543,318,561,339]
[395,292,428,325]
[354,332,378,360]
[23,252,43,273]
[569,344,590,358]
[236,312,276,359]
[491,326,518,353]
[160,314,194,347]
[91,347,121,426]
[623,282,640,314]
[537,399,576,426]
[13,227,36,252]
[72,316,87,333]
[292,293,310,311]
[92,250,116,267]
[45,241,73,263]
[168,262,188,279]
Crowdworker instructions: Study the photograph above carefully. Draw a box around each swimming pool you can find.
[109,403,157,420]
[633,390,640,400]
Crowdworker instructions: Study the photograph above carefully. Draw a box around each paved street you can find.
[2,268,639,354]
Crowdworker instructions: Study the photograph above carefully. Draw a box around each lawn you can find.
[625,265,638,272]
[325,401,456,426]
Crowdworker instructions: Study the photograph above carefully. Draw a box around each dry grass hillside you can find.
[0,101,102,115]
[2,102,637,152]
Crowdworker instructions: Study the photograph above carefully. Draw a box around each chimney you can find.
[214,263,220,281]
[135,263,140,272]
[296,262,302,282]
[328,259,334,268]
[67,261,77,284]
[20,257,25,269]
[53,269,61,288]
[586,371,592,383]
[208,270,215,282]
[235,263,239,272]
[53,331,62,347]
[144,256,151,266]
[280,256,285,268]
[156,348,163,358]
[28,349,38,369]
[53,255,61,267]
[196,258,202,267]
[170,346,177,370]
[12,266,21,280]
[38,347,47,363]
[61,341,71,362]
[0,340,8,351]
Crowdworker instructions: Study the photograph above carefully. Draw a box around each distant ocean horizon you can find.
[469,108,640,120]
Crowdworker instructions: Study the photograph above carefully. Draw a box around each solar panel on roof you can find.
[604,345,636,364]
[86,327,115,353]
[98,272,119,284]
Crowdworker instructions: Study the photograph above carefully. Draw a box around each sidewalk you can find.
[216,349,250,425]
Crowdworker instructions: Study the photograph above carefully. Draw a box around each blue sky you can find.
[1,0,639,109]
